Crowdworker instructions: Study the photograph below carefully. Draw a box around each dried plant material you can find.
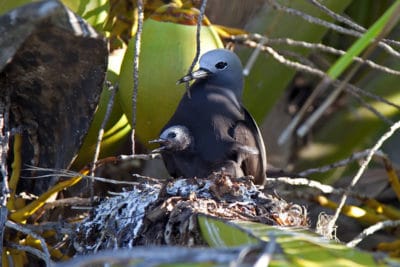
[75,173,308,253]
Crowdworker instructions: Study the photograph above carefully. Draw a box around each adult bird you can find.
[150,49,267,185]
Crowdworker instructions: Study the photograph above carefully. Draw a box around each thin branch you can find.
[228,38,398,144]
[83,175,141,185]
[184,0,208,97]
[233,245,261,267]
[43,197,93,210]
[347,220,400,247]
[266,177,340,195]
[298,149,384,176]
[307,0,365,32]
[307,0,400,48]
[131,0,144,154]
[316,0,400,47]
[23,166,149,186]
[7,243,53,267]
[277,75,327,145]
[131,173,165,183]
[276,49,317,69]
[118,153,160,161]
[55,246,243,267]
[268,0,400,58]
[261,41,326,76]
[344,83,400,110]
[327,120,400,235]
[89,82,117,203]
[6,220,52,266]
[243,37,267,76]
[267,37,400,76]
[230,34,400,110]
[297,6,400,138]
[22,221,75,235]
[349,90,393,125]
[265,177,375,201]
[254,238,276,267]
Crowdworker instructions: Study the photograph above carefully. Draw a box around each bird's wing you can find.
[232,107,267,185]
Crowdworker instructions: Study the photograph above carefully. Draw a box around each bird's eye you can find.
[215,61,227,69]
[168,132,176,139]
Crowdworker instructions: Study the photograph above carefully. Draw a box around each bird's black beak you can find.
[149,138,168,153]
[176,68,211,84]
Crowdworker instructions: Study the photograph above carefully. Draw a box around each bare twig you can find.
[254,238,276,267]
[344,83,400,110]
[297,6,400,138]
[265,177,340,195]
[22,221,75,235]
[277,76,327,145]
[7,243,53,266]
[89,82,118,203]
[260,42,326,77]
[314,0,400,45]
[184,0,208,97]
[232,35,400,111]
[267,37,400,76]
[347,220,400,247]
[327,120,400,235]
[307,0,400,47]
[233,245,261,267]
[276,49,317,69]
[24,165,164,187]
[231,34,400,76]
[56,246,243,267]
[268,0,400,58]
[269,0,359,38]
[243,37,267,76]
[131,173,165,183]
[131,0,144,154]
[228,39,398,144]
[307,0,365,32]
[349,91,393,125]
[84,175,140,185]
[43,197,93,210]
[6,220,52,266]
[231,35,400,110]
[118,153,160,161]
[298,149,384,176]
[295,77,345,138]
[23,166,147,186]
[265,177,373,201]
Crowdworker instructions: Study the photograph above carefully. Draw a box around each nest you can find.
[74,172,309,254]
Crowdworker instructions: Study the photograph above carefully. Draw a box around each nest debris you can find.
[74,172,309,254]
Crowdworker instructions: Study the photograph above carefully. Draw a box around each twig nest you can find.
[74,173,308,254]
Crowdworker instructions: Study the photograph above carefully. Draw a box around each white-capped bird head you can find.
[177,49,244,99]
[149,125,193,153]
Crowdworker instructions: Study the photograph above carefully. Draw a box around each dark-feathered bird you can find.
[150,49,267,185]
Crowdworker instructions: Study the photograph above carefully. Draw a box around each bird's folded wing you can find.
[232,107,267,185]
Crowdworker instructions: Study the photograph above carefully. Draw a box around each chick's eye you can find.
[215,61,227,69]
[168,132,176,139]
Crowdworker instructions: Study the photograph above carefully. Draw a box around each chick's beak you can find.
[176,68,211,84]
[149,138,168,153]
